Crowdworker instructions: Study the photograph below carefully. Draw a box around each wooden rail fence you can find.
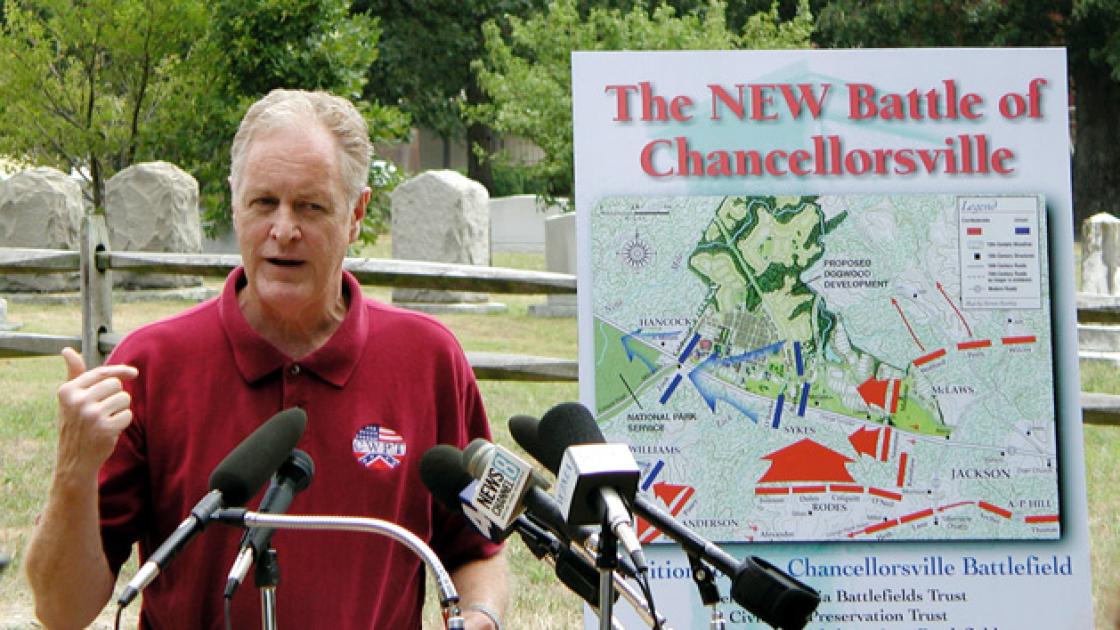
[1,216,1117,423]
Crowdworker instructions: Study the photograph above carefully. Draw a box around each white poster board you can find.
[572,49,1090,628]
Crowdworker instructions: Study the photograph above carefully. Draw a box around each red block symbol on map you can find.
[636,482,695,543]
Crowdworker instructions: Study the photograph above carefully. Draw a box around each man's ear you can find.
[349,187,371,243]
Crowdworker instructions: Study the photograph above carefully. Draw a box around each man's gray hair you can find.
[230,89,373,206]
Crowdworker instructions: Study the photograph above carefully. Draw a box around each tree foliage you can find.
[356,0,543,191]
[472,0,814,198]
[815,0,1120,229]
[0,0,207,209]
[0,0,409,242]
[154,0,410,238]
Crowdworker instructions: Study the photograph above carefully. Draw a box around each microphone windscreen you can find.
[536,402,605,474]
[508,415,542,460]
[208,407,307,506]
[419,444,472,510]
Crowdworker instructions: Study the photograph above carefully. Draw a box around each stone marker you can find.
[390,170,505,313]
[529,212,577,318]
[1081,212,1120,296]
[105,161,202,289]
[0,297,21,331]
[489,194,566,253]
[0,167,83,292]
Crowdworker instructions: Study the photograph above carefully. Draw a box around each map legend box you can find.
[957,195,1043,310]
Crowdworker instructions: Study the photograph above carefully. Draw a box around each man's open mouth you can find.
[267,258,304,267]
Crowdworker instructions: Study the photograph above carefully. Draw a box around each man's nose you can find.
[269,204,301,242]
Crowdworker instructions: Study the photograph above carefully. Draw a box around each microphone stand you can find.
[571,542,671,629]
[596,513,619,630]
[256,547,281,630]
[686,554,725,630]
[214,510,465,629]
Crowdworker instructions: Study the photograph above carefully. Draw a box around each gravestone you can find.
[529,212,577,318]
[391,170,505,313]
[1079,213,1120,366]
[0,298,21,331]
[0,167,83,292]
[1081,212,1120,296]
[489,194,566,253]
[105,161,202,289]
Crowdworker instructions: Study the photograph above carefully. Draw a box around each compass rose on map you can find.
[620,230,654,268]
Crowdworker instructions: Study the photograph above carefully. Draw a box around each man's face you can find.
[231,123,366,317]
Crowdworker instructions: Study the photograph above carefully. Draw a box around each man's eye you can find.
[252,197,278,208]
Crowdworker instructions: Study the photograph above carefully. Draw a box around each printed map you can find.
[591,194,1060,542]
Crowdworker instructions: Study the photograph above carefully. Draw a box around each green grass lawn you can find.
[1,246,1118,628]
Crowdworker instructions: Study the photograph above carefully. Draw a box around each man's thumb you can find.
[61,346,87,380]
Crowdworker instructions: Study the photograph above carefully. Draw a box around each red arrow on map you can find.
[936,281,973,338]
[653,482,693,507]
[638,482,696,543]
[891,298,925,352]
[848,426,881,458]
[857,376,890,409]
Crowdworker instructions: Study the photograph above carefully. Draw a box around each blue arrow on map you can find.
[683,341,784,418]
[687,367,758,419]
[716,341,785,367]
[621,329,657,373]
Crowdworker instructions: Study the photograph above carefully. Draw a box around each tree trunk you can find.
[1072,61,1120,233]
[466,78,494,193]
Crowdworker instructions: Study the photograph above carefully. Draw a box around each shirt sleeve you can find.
[427,345,503,572]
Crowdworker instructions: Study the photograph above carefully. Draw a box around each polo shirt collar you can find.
[218,266,369,387]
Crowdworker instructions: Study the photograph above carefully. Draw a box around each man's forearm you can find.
[25,472,116,630]
[451,552,509,630]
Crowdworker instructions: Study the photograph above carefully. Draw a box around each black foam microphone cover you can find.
[208,407,307,506]
[419,444,473,510]
[536,402,606,474]
[508,415,543,460]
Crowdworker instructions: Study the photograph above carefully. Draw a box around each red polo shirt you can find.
[99,267,500,629]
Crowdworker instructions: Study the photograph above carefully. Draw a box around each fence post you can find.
[81,214,112,367]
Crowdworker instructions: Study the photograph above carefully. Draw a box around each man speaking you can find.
[24,89,508,629]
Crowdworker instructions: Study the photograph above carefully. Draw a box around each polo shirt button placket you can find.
[283,363,306,409]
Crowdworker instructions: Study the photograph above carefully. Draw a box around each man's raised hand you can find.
[55,347,138,480]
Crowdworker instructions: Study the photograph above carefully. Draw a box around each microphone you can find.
[517,405,821,629]
[420,444,510,541]
[418,445,606,608]
[461,437,552,532]
[457,439,618,567]
[224,448,315,598]
[508,415,544,462]
[536,403,647,573]
[118,407,307,608]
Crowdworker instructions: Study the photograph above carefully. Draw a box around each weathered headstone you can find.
[1082,212,1120,296]
[391,170,505,313]
[0,298,21,331]
[529,212,577,318]
[489,194,567,253]
[105,161,202,289]
[0,167,83,292]
[1079,213,1120,366]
